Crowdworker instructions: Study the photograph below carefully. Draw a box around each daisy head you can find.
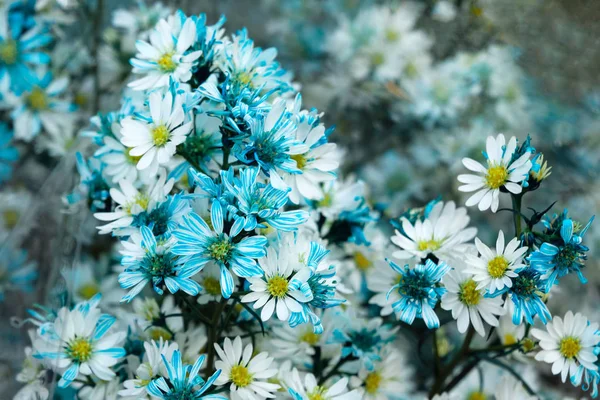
[465,230,528,294]
[458,134,533,212]
[214,336,280,399]
[531,311,600,383]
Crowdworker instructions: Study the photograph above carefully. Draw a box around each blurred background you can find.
[1,0,600,397]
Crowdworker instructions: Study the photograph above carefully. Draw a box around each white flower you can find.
[120,90,193,174]
[496,312,526,347]
[464,230,528,294]
[458,134,532,212]
[391,201,476,262]
[286,368,360,400]
[174,324,207,365]
[79,377,121,400]
[94,171,174,235]
[242,246,313,322]
[531,311,600,383]
[195,262,225,304]
[344,222,390,292]
[119,339,178,399]
[351,349,414,399]
[131,296,183,339]
[32,303,126,388]
[441,266,505,337]
[494,375,537,400]
[367,260,403,318]
[284,116,339,204]
[214,336,280,399]
[128,17,201,90]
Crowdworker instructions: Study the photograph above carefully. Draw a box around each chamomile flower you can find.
[391,200,476,262]
[214,336,280,399]
[242,246,313,322]
[458,134,533,212]
[195,262,225,304]
[531,311,600,383]
[494,375,538,400]
[120,89,193,174]
[367,260,403,318]
[351,348,414,399]
[287,369,359,400]
[129,16,202,90]
[119,338,178,398]
[464,230,528,294]
[32,298,126,388]
[441,266,505,337]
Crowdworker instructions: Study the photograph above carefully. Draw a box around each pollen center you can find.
[308,386,327,400]
[267,275,289,298]
[485,165,508,189]
[291,154,307,170]
[208,239,232,262]
[0,40,17,64]
[487,256,509,278]
[77,283,100,300]
[354,251,372,271]
[364,371,382,394]
[300,330,321,346]
[27,88,48,111]
[67,337,93,362]
[230,364,252,388]
[559,336,581,359]
[468,392,487,400]
[459,279,481,306]
[151,125,170,147]
[203,276,221,296]
[125,148,143,165]
[157,52,176,72]
[417,239,442,252]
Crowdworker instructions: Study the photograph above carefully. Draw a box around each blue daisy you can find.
[505,267,551,325]
[0,122,18,186]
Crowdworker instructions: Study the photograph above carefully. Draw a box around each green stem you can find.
[429,326,475,397]
[222,146,230,170]
[479,357,537,395]
[205,299,227,377]
[511,194,523,238]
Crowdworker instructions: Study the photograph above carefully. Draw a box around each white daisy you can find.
[241,246,313,322]
[531,311,600,383]
[464,230,528,294]
[131,296,183,340]
[344,222,390,292]
[286,368,360,400]
[174,324,207,365]
[494,375,537,400]
[350,348,414,400]
[120,90,193,174]
[391,200,477,262]
[496,312,526,347]
[128,16,201,90]
[367,260,403,318]
[214,336,280,399]
[195,262,226,305]
[441,266,505,337]
[119,338,178,399]
[458,134,532,212]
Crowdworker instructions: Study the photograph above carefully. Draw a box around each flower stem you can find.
[511,193,523,238]
[429,326,475,397]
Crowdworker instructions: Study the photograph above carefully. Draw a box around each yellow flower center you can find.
[230,364,253,387]
[459,279,481,306]
[26,87,48,111]
[300,330,321,346]
[125,148,143,165]
[522,338,535,353]
[291,154,308,170]
[354,251,372,271]
[503,334,517,346]
[0,40,17,64]
[157,52,176,72]
[485,165,509,189]
[236,71,254,86]
[487,256,509,279]
[151,125,170,147]
[3,209,19,230]
[559,336,582,359]
[468,392,487,400]
[318,193,333,208]
[371,52,385,66]
[364,371,382,394]
[203,276,221,296]
[77,283,100,300]
[417,239,442,252]
[308,386,328,400]
[385,29,399,42]
[148,327,172,341]
[267,275,289,298]
[404,62,418,78]
[208,239,232,262]
[124,193,150,215]
[67,337,93,362]
[74,93,88,107]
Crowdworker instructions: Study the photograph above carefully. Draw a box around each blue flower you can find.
[171,206,267,299]
[331,314,397,370]
[573,365,600,399]
[386,259,449,329]
[529,214,594,290]
[288,242,344,333]
[132,194,192,240]
[221,167,309,232]
[66,153,111,212]
[505,268,551,325]
[147,350,223,400]
[119,226,201,302]
[0,122,18,186]
[0,243,37,302]
[0,8,52,93]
